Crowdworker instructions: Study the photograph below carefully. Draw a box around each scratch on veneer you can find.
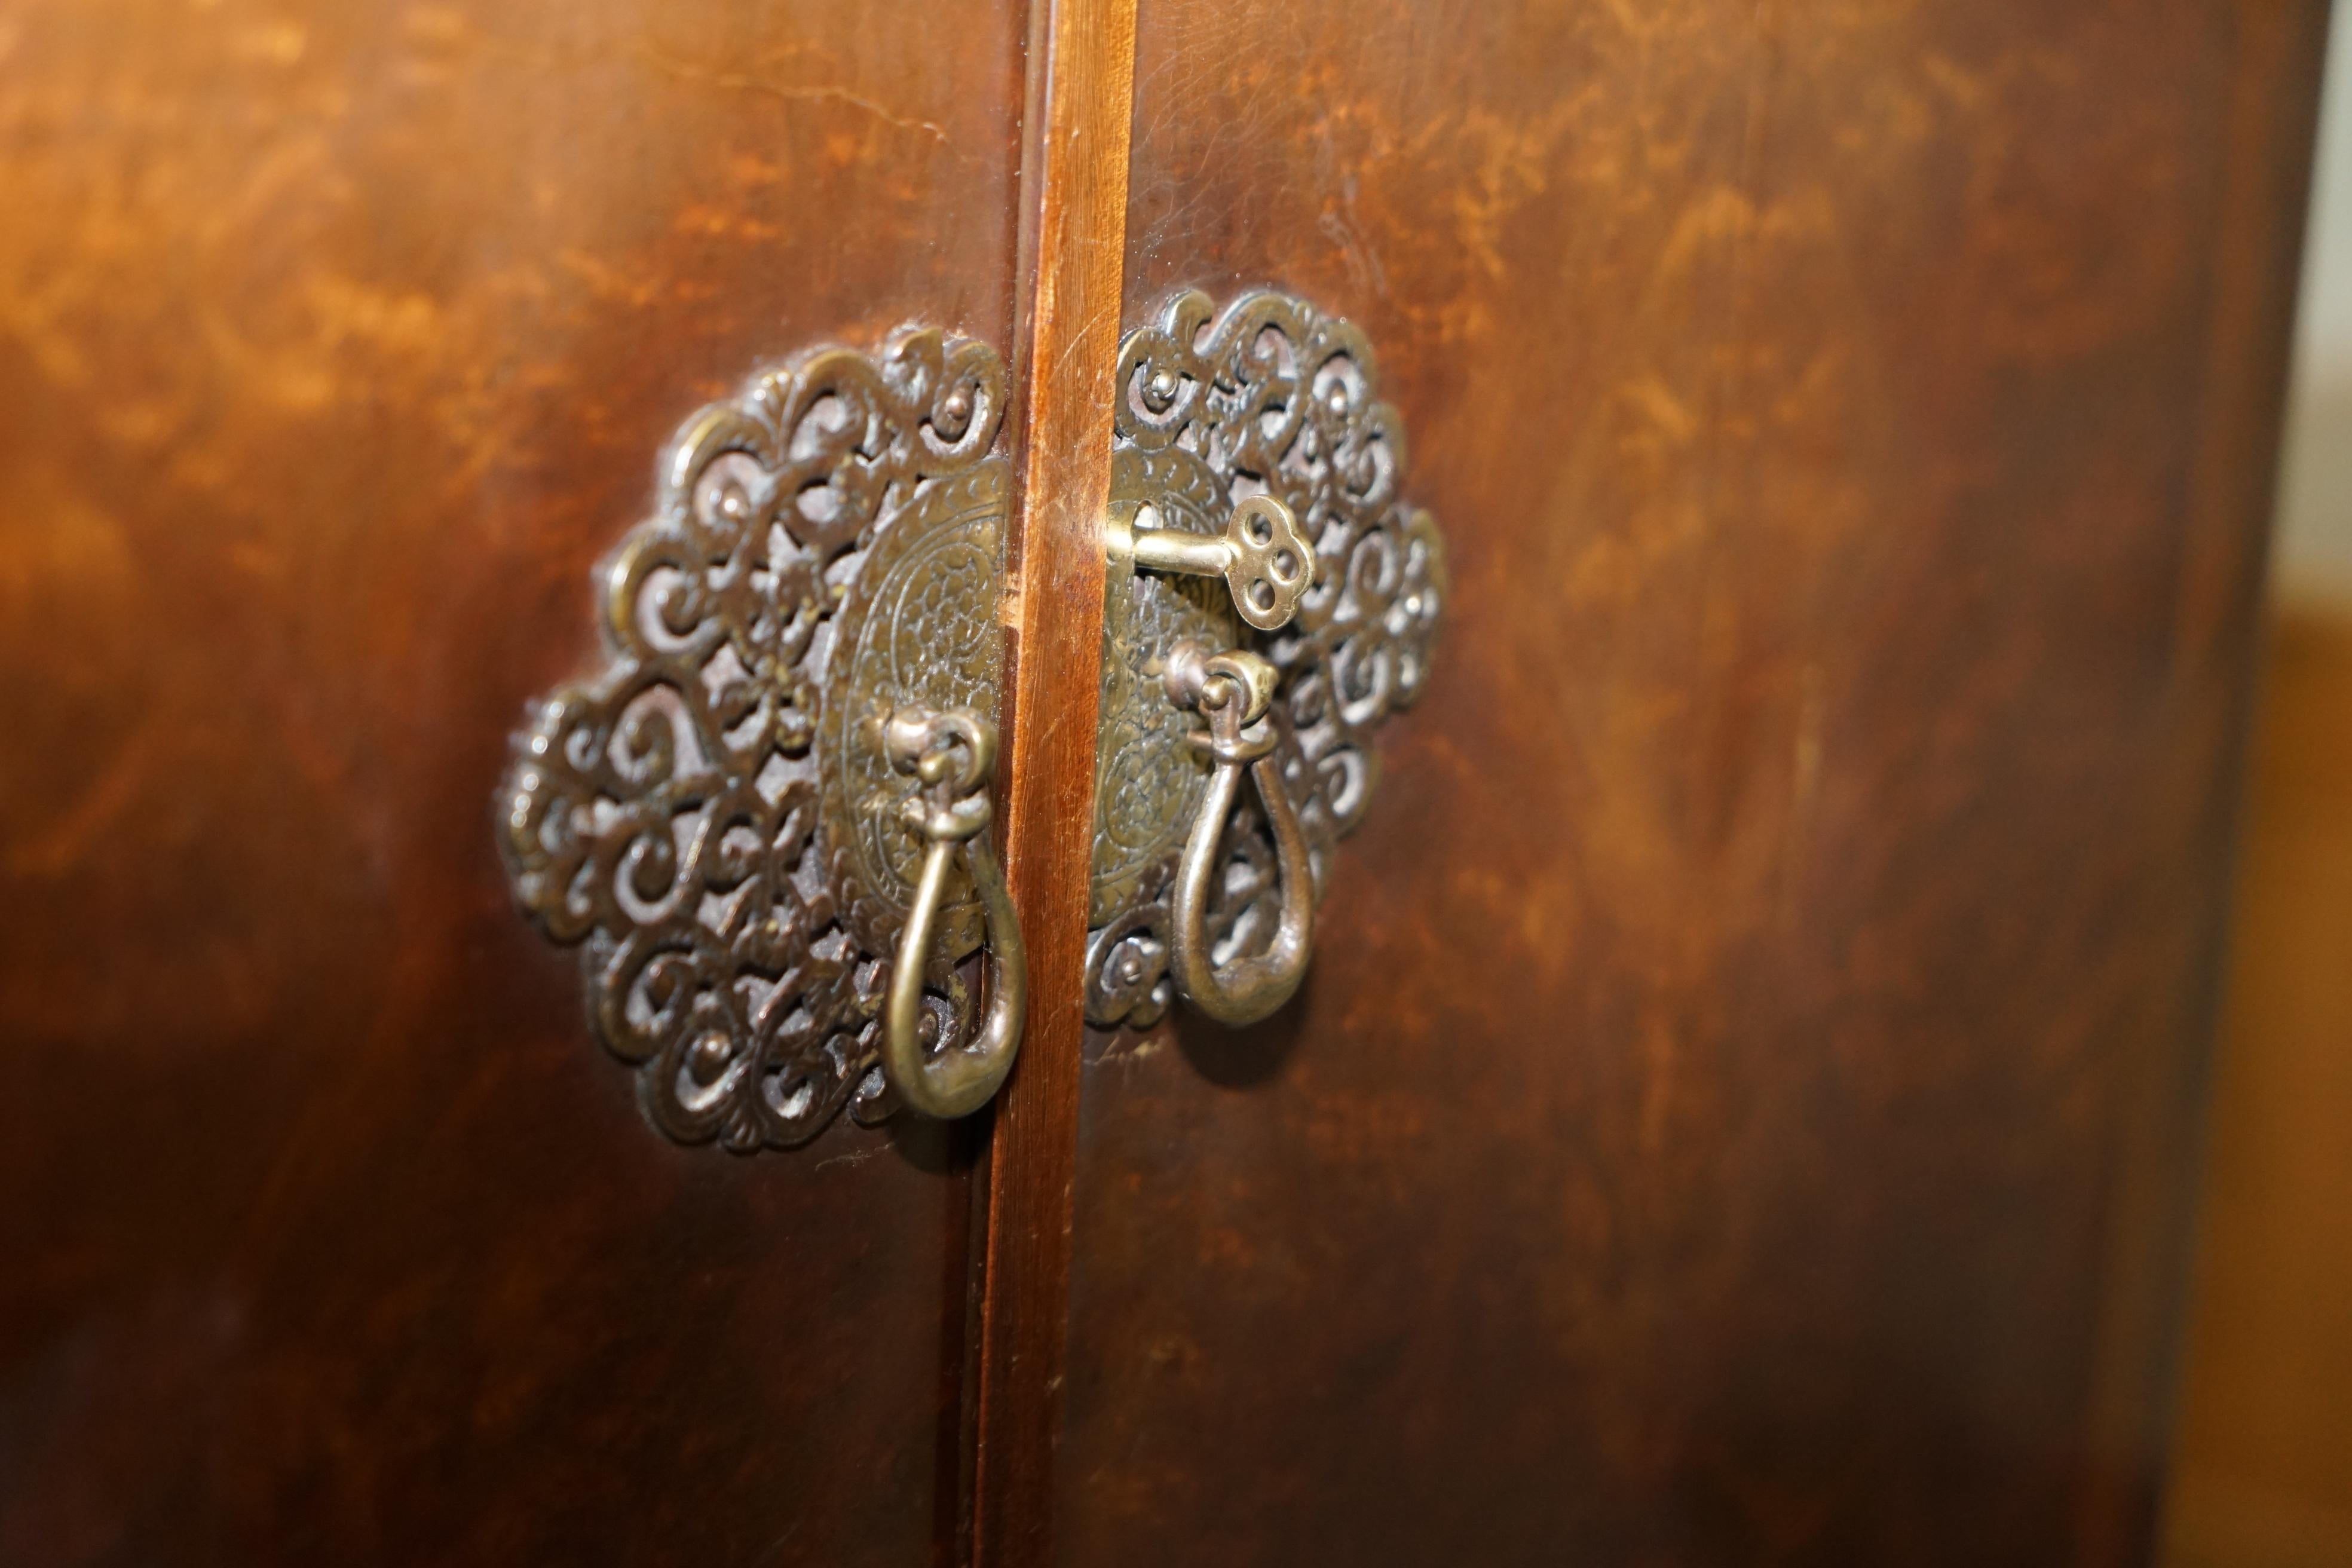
[7,721,156,881]
[635,46,953,149]
[1091,1033,1163,1069]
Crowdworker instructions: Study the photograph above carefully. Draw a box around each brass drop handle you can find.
[1162,642,1315,1024]
[880,706,1027,1119]
[1125,494,1315,630]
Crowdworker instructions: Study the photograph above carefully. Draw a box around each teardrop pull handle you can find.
[1162,642,1315,1024]
[879,706,1027,1119]
[1120,494,1315,631]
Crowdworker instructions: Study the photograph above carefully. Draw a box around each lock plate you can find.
[1091,444,1244,927]
[498,329,1010,1152]
[1085,289,1448,1030]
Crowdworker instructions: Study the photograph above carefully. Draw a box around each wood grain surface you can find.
[1049,2,2326,1564]
[0,1,1025,1562]
[0,1,2325,1563]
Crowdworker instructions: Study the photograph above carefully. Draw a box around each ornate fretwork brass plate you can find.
[499,329,1009,1151]
[1085,289,1447,1030]
[822,462,1006,964]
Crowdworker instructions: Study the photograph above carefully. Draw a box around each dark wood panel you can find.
[0,1,1024,1561]
[1056,2,2323,1564]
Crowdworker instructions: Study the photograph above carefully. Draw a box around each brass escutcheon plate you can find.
[496,293,1446,1145]
[498,327,1010,1152]
[1084,289,1448,1031]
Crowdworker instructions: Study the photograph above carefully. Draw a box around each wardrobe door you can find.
[1048,2,2322,1563]
[0,2,1024,1561]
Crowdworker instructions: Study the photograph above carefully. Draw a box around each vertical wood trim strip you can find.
[972,0,1137,1563]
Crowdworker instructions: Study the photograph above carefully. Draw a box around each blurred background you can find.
[2161,14,2352,1568]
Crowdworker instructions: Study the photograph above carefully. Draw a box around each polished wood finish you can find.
[2164,602,2352,1568]
[976,0,1137,1561]
[0,1,1025,1561]
[1049,2,2326,1564]
[0,1,2322,1563]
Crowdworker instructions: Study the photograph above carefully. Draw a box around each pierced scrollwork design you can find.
[1086,289,1447,1030]
[500,327,1011,1151]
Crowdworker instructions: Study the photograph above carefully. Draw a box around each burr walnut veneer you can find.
[0,0,2326,1564]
